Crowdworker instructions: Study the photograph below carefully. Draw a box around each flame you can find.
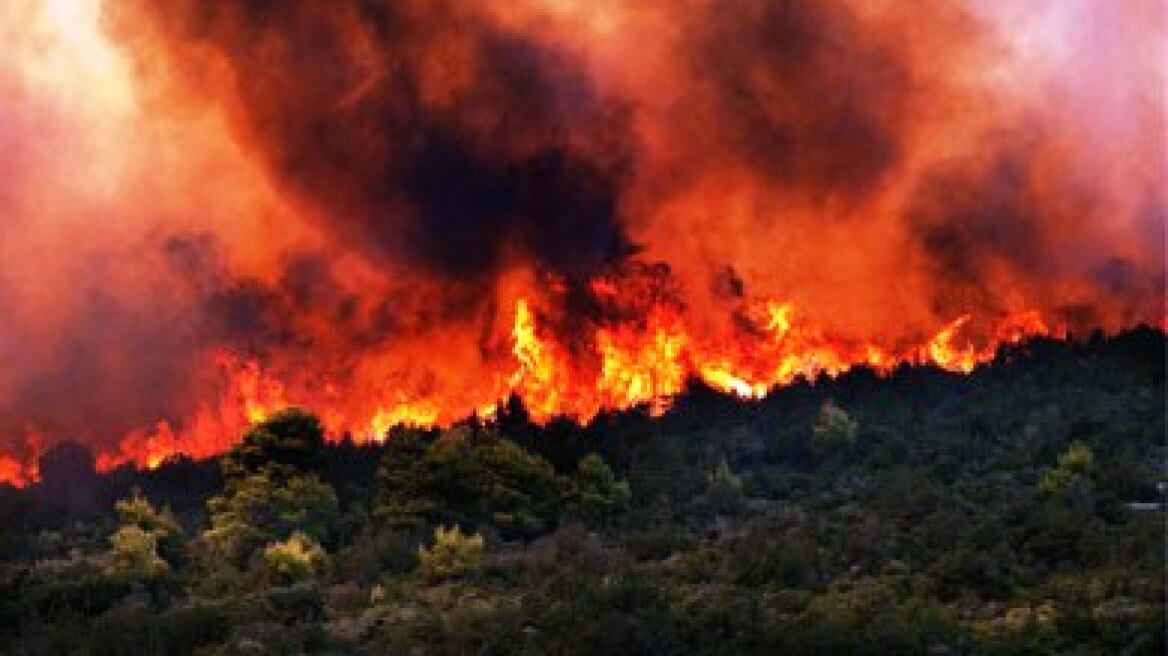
[927,316,978,373]
[0,0,1159,487]
[596,323,687,414]
[0,452,39,488]
[510,298,572,420]
[0,295,1055,487]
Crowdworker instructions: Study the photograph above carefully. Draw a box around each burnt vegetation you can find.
[0,328,1164,655]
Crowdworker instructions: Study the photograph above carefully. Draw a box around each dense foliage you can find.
[0,329,1163,654]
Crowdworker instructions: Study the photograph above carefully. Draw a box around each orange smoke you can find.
[0,0,1162,485]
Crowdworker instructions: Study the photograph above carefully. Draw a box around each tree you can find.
[372,428,438,532]
[416,525,484,582]
[34,441,99,514]
[374,426,566,539]
[205,410,341,568]
[221,407,327,479]
[812,400,858,446]
[568,454,631,524]
[1039,440,1095,496]
[113,489,184,567]
[108,525,168,578]
[262,531,329,584]
[204,464,339,568]
[707,457,746,515]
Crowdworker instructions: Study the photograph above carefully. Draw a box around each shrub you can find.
[262,531,329,584]
[221,407,327,479]
[113,489,184,566]
[813,400,859,446]
[568,454,631,524]
[707,458,746,515]
[417,525,484,582]
[204,465,339,567]
[375,427,566,539]
[1039,440,1095,495]
[107,525,168,578]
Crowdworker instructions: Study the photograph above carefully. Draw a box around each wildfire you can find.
[0,0,1159,488]
[510,298,572,420]
[0,456,34,489]
[0,293,1058,487]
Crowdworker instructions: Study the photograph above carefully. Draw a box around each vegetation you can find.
[204,463,339,568]
[813,398,859,446]
[262,531,329,585]
[705,457,746,514]
[0,329,1163,654]
[567,453,632,523]
[1038,440,1095,496]
[416,525,485,582]
[106,489,183,578]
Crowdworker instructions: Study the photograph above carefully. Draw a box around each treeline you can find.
[0,327,1163,654]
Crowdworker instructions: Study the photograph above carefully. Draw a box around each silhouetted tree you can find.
[221,408,327,479]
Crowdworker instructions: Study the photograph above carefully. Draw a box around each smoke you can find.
[0,0,302,454]
[108,0,638,284]
[0,0,1163,468]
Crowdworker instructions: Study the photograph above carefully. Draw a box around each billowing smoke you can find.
[0,0,1163,480]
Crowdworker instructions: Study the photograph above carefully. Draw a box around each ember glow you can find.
[0,0,1163,485]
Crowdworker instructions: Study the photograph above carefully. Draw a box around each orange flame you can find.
[0,295,1056,488]
[1,0,1154,489]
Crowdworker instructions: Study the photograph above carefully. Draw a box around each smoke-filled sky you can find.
[0,0,1163,470]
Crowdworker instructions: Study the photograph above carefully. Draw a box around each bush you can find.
[417,525,484,582]
[107,525,168,578]
[375,427,566,539]
[568,454,631,524]
[112,489,184,567]
[266,582,327,623]
[262,531,329,584]
[204,465,339,567]
[86,603,231,656]
[221,408,327,478]
[1038,440,1095,495]
[707,458,746,515]
[813,400,859,446]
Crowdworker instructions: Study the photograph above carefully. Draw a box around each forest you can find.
[0,328,1163,655]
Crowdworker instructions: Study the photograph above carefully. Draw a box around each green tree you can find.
[1039,440,1095,495]
[374,426,566,539]
[417,525,484,582]
[221,407,327,479]
[372,428,438,532]
[568,454,631,524]
[812,399,858,446]
[205,410,341,568]
[262,531,329,584]
[205,464,339,567]
[113,488,184,567]
[707,457,746,515]
[108,525,168,578]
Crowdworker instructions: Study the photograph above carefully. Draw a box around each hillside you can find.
[1,328,1163,655]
